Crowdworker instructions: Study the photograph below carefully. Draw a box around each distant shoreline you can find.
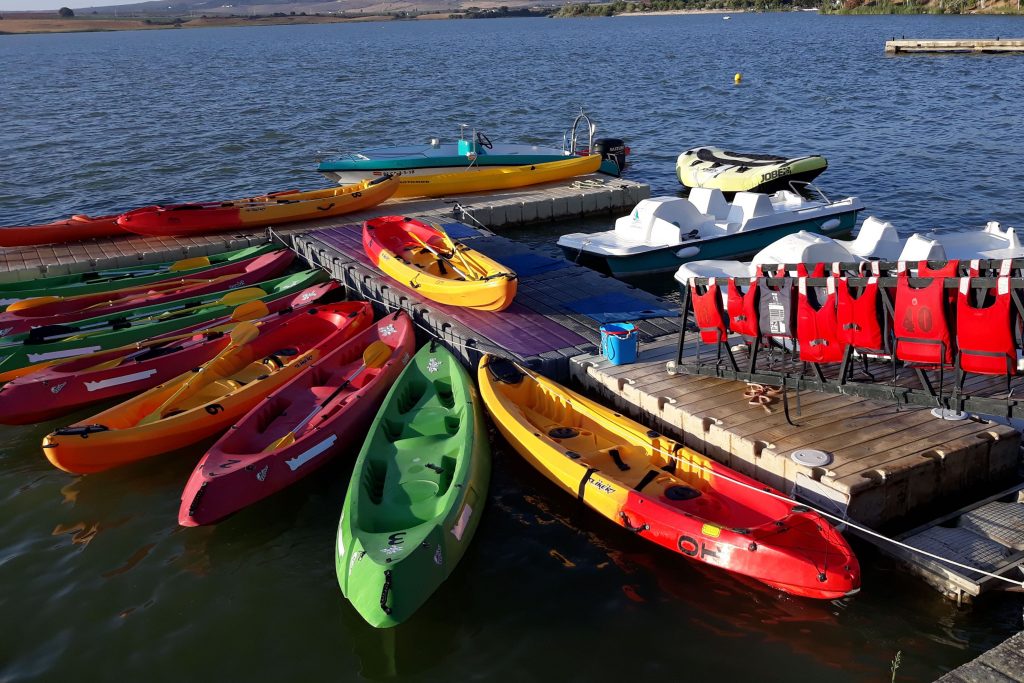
[0,14,460,35]
[614,8,748,16]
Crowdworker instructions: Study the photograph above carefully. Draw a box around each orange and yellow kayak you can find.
[42,303,372,474]
[117,176,400,237]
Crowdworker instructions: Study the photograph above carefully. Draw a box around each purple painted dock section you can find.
[315,225,589,357]
[291,221,679,379]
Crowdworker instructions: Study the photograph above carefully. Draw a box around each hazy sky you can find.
[0,0,143,10]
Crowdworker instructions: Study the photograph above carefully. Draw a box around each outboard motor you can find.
[592,138,628,175]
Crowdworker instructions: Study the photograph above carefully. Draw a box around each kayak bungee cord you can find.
[329,284,1024,590]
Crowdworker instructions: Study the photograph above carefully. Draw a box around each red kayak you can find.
[179,309,415,526]
[0,214,125,248]
[0,288,346,425]
[0,249,293,337]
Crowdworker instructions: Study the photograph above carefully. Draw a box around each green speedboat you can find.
[0,243,278,311]
[0,269,329,380]
[336,342,490,628]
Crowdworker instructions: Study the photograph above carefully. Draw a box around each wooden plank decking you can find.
[570,334,1021,528]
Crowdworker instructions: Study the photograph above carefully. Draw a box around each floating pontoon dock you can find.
[886,39,1024,54]
[0,175,648,282]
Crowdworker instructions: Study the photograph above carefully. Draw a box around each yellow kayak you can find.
[363,216,517,311]
[477,354,861,600]
[392,154,602,198]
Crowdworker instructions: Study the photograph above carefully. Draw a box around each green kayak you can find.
[0,269,329,381]
[336,342,490,628]
[0,243,278,312]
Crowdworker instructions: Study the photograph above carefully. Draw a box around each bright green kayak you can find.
[0,243,278,312]
[0,269,329,381]
[336,342,490,628]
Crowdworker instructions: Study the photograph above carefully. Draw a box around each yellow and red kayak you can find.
[478,355,861,600]
[363,216,517,311]
[392,154,602,198]
[42,302,372,474]
[116,176,400,237]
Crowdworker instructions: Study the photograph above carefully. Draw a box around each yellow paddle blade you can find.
[262,341,394,453]
[362,340,393,369]
[219,287,267,305]
[230,300,270,322]
[168,255,211,272]
[139,321,260,426]
[229,321,260,346]
[6,296,61,312]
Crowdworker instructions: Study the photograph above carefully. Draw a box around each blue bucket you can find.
[600,322,638,365]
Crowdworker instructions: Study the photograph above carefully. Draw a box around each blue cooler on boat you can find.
[600,322,638,365]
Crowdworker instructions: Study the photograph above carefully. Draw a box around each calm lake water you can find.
[2,13,1024,682]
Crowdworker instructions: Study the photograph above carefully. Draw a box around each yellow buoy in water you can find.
[734,72,742,85]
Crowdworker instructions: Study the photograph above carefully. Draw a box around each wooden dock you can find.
[886,38,1024,54]
[0,175,648,283]
[569,334,1021,528]
[937,631,1024,683]
[291,222,679,381]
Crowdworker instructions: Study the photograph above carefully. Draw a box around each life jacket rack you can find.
[669,257,1024,419]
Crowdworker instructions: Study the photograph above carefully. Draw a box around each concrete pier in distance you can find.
[886,38,1024,54]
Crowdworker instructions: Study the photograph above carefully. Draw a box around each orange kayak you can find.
[41,302,373,474]
[0,214,124,247]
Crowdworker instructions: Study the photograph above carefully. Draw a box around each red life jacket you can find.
[912,259,959,307]
[916,260,959,278]
[727,278,758,338]
[836,276,885,352]
[957,276,1017,376]
[894,272,953,365]
[796,278,844,363]
[690,278,728,344]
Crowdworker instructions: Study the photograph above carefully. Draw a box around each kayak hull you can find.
[391,154,602,198]
[363,216,517,311]
[0,270,331,383]
[117,177,399,237]
[0,214,124,247]
[477,355,860,600]
[179,310,414,526]
[42,303,368,474]
[0,244,279,311]
[337,343,490,627]
[0,249,293,337]
[0,290,336,425]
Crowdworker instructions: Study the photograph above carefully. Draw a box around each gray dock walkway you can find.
[937,631,1024,683]
[0,175,648,282]
[886,38,1024,54]
[292,221,679,381]
[569,334,1021,528]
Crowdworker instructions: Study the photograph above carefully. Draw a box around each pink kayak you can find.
[0,249,294,338]
[0,280,342,425]
[179,310,415,526]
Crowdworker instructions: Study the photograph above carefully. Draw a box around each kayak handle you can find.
[53,424,109,438]
[619,512,649,534]
[380,569,393,616]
